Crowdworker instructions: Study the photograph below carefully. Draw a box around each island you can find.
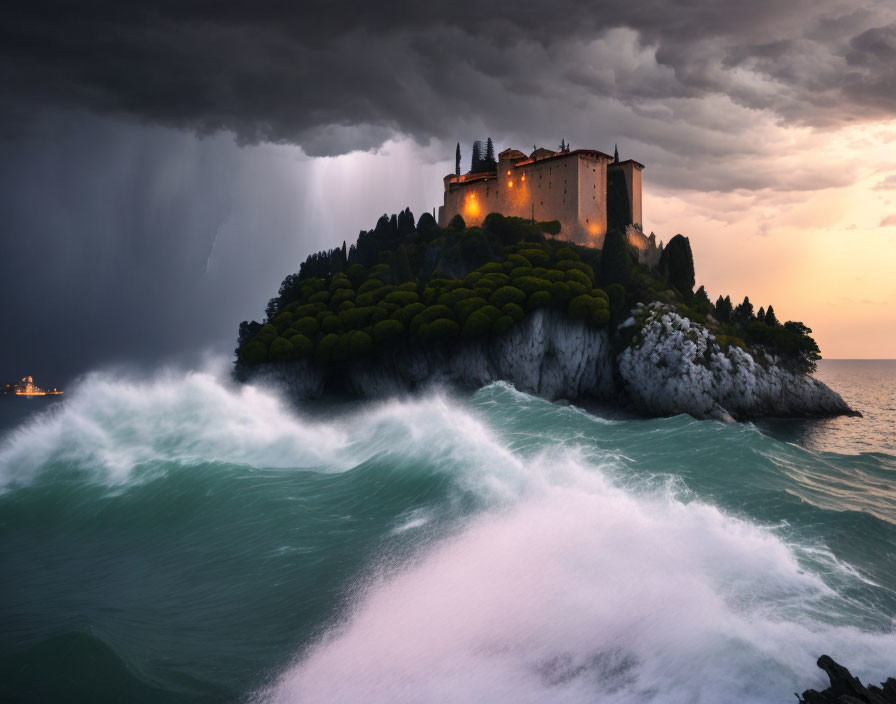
[234,139,856,421]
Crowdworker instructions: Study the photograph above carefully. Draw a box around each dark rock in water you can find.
[798,655,896,703]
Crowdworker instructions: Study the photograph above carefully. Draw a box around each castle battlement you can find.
[438,143,644,250]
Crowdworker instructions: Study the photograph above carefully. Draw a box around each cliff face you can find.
[618,304,854,420]
[241,309,615,402]
[239,306,855,421]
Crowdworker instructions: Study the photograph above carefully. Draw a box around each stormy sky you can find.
[2,1,895,384]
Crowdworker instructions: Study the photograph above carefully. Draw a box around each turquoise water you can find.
[0,361,894,702]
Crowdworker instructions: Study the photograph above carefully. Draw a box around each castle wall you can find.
[439,174,496,228]
[439,149,623,247]
[576,153,608,246]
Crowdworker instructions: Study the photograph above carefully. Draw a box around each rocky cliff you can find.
[238,306,856,420]
[618,303,855,421]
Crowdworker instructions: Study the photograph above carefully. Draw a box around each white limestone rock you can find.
[344,309,615,401]
[618,305,854,419]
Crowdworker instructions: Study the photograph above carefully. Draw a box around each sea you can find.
[0,359,894,703]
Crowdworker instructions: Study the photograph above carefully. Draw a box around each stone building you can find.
[438,143,658,262]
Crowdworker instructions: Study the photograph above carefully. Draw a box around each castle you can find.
[438,141,661,262]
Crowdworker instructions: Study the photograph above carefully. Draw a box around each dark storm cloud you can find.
[2,1,895,160]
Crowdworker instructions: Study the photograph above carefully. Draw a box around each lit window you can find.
[506,170,511,176]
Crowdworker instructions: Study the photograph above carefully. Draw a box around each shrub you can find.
[556,260,595,280]
[591,288,609,302]
[566,280,589,297]
[309,290,330,304]
[337,300,356,312]
[315,333,340,364]
[320,314,342,334]
[481,271,509,285]
[503,303,525,321]
[288,334,313,358]
[463,309,493,337]
[345,263,368,285]
[339,306,372,330]
[437,288,475,307]
[391,302,426,327]
[397,282,418,292]
[384,290,420,306]
[519,248,549,266]
[329,275,352,291]
[240,341,267,364]
[568,295,610,327]
[479,262,504,274]
[550,281,572,303]
[510,266,533,279]
[455,296,488,322]
[563,268,593,288]
[269,336,295,361]
[294,303,327,318]
[492,315,514,335]
[542,269,565,282]
[373,319,405,343]
[555,247,580,262]
[331,288,355,306]
[347,330,374,357]
[489,285,526,308]
[410,305,454,335]
[420,318,460,341]
[292,316,319,337]
[358,279,384,295]
[514,276,552,296]
[527,290,552,310]
[256,323,278,344]
[507,253,530,269]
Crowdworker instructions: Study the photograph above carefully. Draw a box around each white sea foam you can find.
[0,369,521,494]
[255,456,896,703]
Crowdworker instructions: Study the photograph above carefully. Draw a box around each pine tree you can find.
[765,305,779,326]
[715,295,732,322]
[559,138,566,152]
[455,142,461,176]
[757,306,766,322]
[734,296,754,323]
[470,140,483,172]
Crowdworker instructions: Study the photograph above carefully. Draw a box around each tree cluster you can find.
[239,207,822,376]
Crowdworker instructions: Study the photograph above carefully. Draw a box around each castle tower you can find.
[607,157,644,229]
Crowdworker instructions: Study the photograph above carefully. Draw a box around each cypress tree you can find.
[657,234,695,296]
[484,138,496,171]
[765,305,779,326]
[757,306,766,322]
[455,142,461,176]
[598,227,631,286]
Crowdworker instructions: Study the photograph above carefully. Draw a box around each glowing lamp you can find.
[508,180,513,188]
[506,170,511,176]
